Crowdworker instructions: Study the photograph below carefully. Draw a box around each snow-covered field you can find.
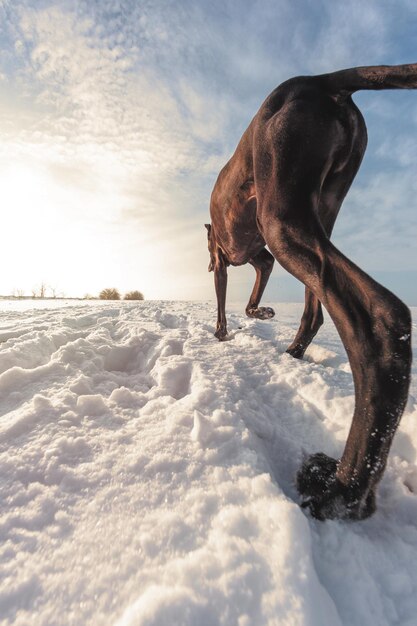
[1,300,416,626]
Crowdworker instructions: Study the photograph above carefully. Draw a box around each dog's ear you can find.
[204,223,211,233]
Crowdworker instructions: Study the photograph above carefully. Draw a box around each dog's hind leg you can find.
[255,101,411,520]
[262,204,411,520]
[285,173,353,359]
[246,248,275,320]
[286,288,323,358]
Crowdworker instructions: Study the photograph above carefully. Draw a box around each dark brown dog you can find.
[207,64,416,521]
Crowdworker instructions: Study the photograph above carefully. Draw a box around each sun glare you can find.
[0,162,105,296]
[0,160,187,299]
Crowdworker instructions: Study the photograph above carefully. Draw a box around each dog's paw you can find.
[297,453,376,521]
[286,343,305,360]
[214,327,228,341]
[297,453,338,498]
[246,306,275,320]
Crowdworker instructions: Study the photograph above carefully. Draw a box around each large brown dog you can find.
[207,64,416,521]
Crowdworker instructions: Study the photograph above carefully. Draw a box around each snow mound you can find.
[0,301,416,626]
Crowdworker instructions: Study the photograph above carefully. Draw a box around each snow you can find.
[0,300,416,626]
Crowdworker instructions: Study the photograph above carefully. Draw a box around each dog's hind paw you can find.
[286,344,305,359]
[297,453,376,521]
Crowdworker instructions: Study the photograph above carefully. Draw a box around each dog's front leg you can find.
[214,261,228,340]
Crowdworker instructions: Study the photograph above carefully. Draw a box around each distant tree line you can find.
[99,288,144,301]
[5,286,144,301]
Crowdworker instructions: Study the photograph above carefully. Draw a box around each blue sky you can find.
[0,0,416,303]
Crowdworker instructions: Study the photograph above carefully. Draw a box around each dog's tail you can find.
[320,63,417,96]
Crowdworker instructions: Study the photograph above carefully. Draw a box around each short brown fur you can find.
[207,64,416,520]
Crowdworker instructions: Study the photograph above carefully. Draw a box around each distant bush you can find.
[124,290,144,301]
[99,288,120,300]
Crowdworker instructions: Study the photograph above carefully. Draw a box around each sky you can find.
[0,0,417,303]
